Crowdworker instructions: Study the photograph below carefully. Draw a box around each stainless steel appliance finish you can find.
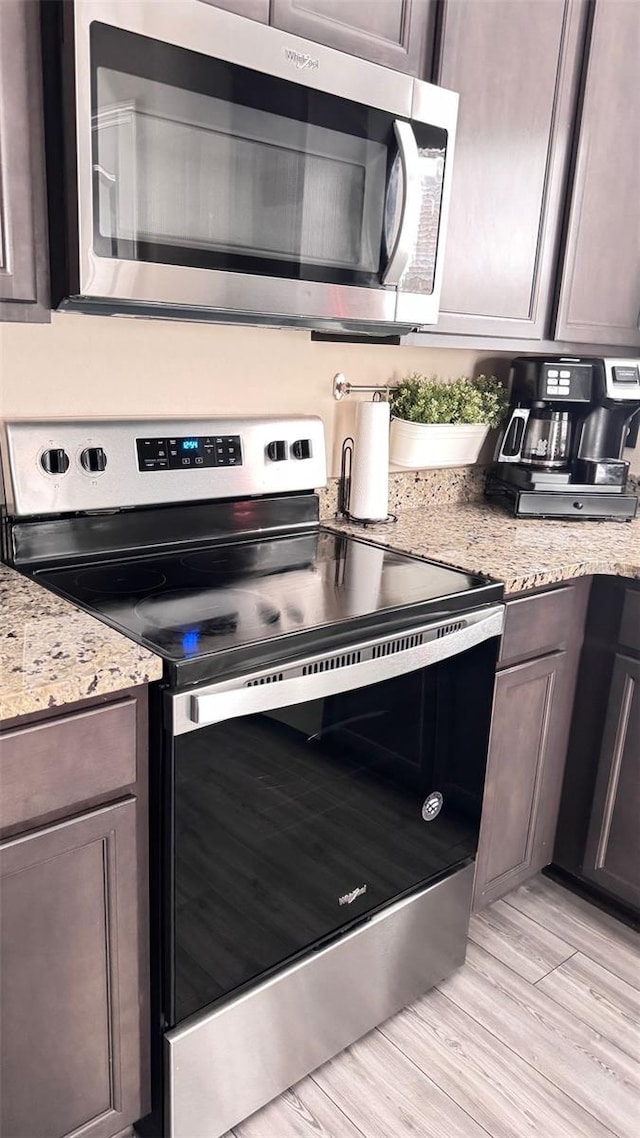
[166,862,474,1138]
[2,416,503,1138]
[50,0,458,330]
[172,604,504,733]
[3,417,327,516]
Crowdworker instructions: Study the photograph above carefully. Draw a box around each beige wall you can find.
[0,314,510,475]
[3,315,637,475]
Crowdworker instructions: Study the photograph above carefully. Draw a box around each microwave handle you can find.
[382,121,421,287]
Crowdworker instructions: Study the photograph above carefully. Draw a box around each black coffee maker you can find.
[486,356,640,520]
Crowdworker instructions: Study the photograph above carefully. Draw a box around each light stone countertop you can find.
[328,499,640,595]
[3,494,639,722]
[1,563,163,723]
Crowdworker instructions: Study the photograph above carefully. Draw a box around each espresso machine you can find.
[486,356,640,520]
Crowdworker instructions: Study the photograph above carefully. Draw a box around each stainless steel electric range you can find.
[2,417,504,1138]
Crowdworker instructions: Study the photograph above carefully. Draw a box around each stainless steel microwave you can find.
[46,1,459,332]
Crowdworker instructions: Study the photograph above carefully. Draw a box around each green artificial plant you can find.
[391,374,508,429]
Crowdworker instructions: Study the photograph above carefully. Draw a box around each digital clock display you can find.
[137,434,242,470]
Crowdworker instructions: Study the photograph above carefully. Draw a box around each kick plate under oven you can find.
[162,604,502,1136]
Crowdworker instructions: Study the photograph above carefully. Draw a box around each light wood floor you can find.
[229,875,640,1138]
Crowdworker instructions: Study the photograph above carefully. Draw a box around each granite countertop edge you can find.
[1,563,163,724]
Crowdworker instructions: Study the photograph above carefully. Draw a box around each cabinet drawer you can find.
[499,582,585,668]
[619,589,640,652]
[0,699,137,831]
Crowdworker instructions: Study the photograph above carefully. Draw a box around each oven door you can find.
[59,1,458,327]
[166,605,502,1027]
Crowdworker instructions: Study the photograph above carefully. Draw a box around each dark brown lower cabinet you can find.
[0,687,149,1138]
[474,650,574,909]
[553,579,640,916]
[0,802,145,1138]
[473,579,589,910]
[582,653,640,909]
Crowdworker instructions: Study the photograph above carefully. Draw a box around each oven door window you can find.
[90,23,446,289]
[169,639,496,1025]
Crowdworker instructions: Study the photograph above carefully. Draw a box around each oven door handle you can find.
[186,606,503,730]
[382,120,421,287]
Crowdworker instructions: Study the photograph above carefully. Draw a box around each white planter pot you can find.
[389,418,490,469]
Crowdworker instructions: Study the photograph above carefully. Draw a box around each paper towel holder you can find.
[338,435,397,527]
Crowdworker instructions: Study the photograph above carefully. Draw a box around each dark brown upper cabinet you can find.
[0,0,50,323]
[432,0,587,340]
[270,0,436,76]
[554,0,640,349]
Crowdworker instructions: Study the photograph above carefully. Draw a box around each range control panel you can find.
[3,417,327,517]
[136,435,242,472]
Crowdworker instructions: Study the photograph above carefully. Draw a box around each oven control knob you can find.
[292,439,312,460]
[41,448,70,475]
[266,440,287,462]
[81,446,107,473]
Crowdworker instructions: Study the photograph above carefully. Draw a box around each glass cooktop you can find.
[35,529,501,683]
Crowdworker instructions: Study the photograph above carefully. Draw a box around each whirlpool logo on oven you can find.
[338,884,367,906]
[284,47,320,71]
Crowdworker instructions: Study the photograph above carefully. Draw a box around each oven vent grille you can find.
[372,632,425,658]
[436,621,465,638]
[302,651,362,675]
[246,672,284,686]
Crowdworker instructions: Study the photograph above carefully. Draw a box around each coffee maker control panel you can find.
[542,361,592,401]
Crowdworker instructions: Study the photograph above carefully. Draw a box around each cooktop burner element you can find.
[75,566,168,595]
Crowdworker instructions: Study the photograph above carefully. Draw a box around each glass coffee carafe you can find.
[520,408,571,468]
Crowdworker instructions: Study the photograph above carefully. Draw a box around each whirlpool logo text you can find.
[338,885,367,906]
[284,48,320,71]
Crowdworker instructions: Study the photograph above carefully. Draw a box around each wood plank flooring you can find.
[229,875,640,1138]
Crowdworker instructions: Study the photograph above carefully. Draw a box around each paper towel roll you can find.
[349,400,390,521]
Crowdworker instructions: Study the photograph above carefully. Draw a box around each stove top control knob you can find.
[266,440,287,462]
[292,439,312,460]
[80,446,107,473]
[41,448,70,475]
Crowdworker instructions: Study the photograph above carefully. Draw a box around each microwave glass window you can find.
[94,66,387,275]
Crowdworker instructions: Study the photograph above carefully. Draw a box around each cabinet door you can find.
[0,800,148,1138]
[474,651,573,909]
[0,0,50,322]
[270,0,436,76]
[582,654,640,909]
[197,0,269,21]
[554,1,640,348]
[433,0,586,338]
